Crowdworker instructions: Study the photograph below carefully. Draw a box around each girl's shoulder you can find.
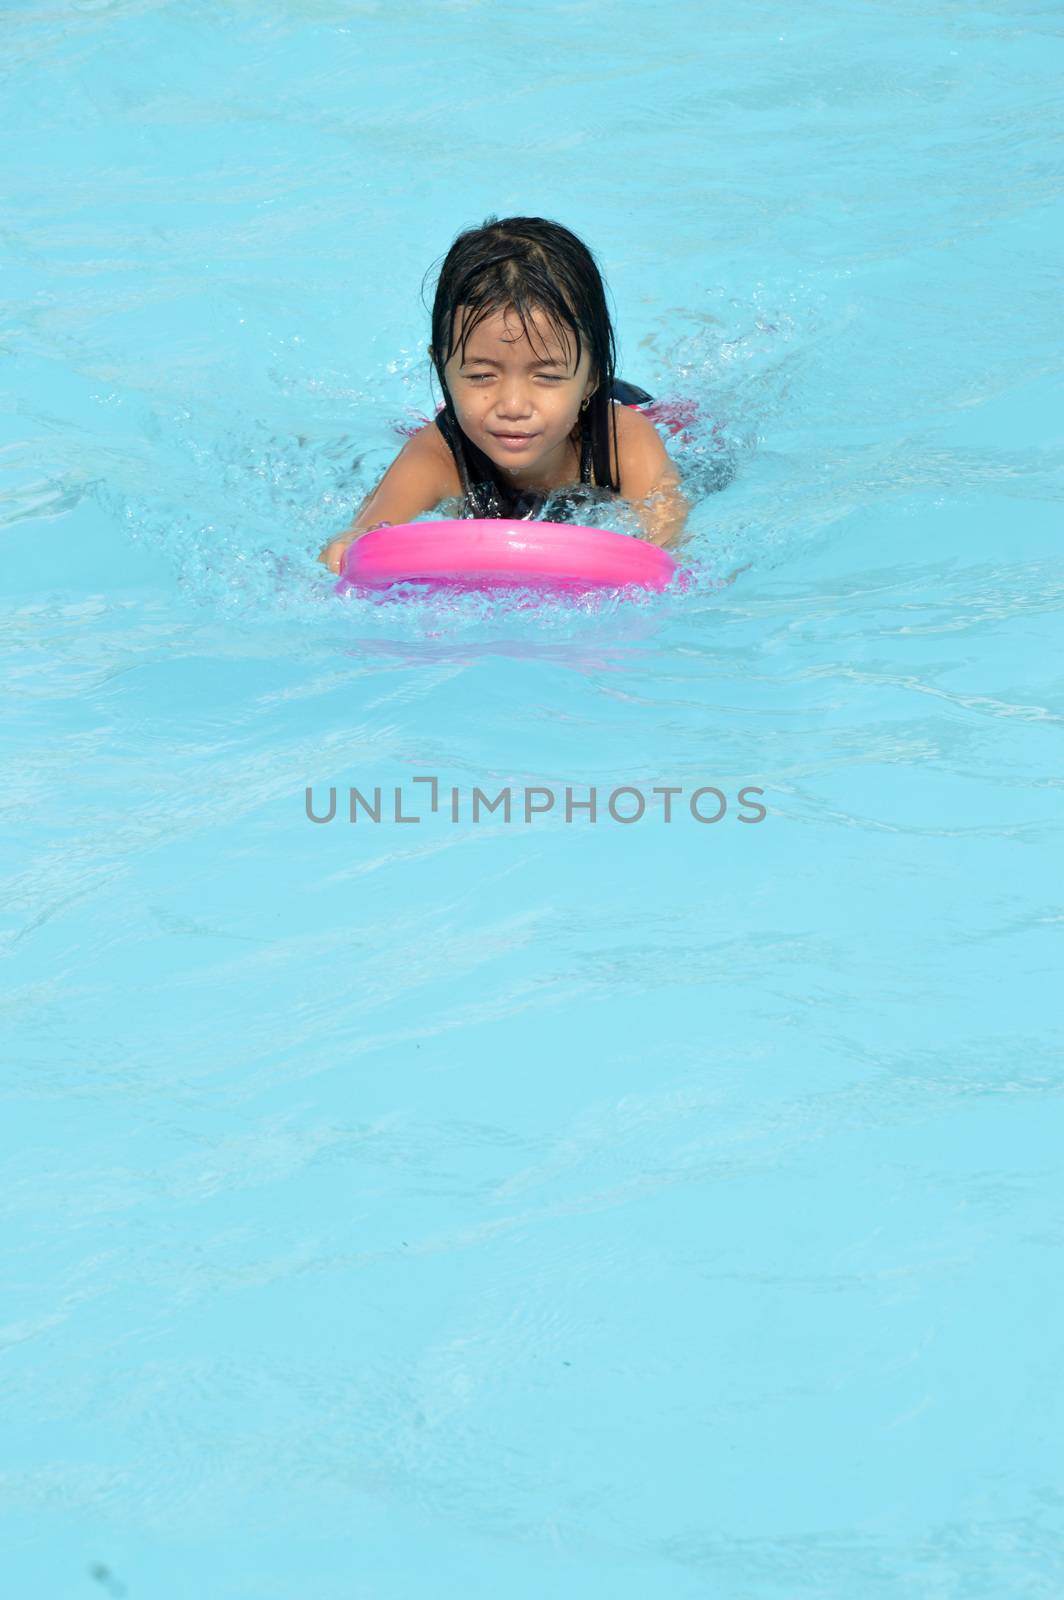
[609,395,656,441]
[610,399,680,499]
[408,415,464,495]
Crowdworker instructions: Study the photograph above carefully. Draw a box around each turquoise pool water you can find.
[3,3,1062,1596]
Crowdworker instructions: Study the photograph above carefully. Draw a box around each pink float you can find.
[335,519,684,597]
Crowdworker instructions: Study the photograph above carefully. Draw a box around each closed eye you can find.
[465,373,565,384]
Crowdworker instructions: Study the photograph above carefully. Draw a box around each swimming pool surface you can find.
[2,2,1062,1596]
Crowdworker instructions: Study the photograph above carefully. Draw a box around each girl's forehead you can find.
[451,303,581,364]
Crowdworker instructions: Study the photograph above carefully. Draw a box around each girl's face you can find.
[436,304,597,488]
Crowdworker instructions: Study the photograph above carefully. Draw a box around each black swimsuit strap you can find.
[579,420,593,484]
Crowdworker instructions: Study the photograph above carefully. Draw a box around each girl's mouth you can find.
[491,432,538,450]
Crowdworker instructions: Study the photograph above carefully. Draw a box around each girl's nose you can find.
[495,380,534,418]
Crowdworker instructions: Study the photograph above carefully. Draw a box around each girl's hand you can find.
[318,536,354,574]
[635,482,690,549]
[318,522,395,574]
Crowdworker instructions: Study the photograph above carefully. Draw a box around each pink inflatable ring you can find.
[335,519,683,596]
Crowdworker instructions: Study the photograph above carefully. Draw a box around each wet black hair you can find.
[423,215,621,509]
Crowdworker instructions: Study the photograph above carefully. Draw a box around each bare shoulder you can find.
[406,417,462,495]
[339,416,461,540]
[610,402,680,499]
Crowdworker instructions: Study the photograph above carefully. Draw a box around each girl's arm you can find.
[617,407,691,549]
[318,427,457,574]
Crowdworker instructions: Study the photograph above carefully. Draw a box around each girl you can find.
[318,216,690,574]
